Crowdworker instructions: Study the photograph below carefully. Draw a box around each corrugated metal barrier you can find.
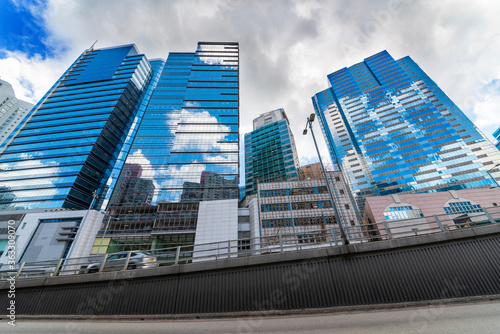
[1,233,499,315]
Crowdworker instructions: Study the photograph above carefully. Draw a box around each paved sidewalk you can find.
[2,300,500,333]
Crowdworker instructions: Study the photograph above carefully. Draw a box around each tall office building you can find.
[312,50,500,208]
[0,41,240,260]
[0,41,239,213]
[91,42,239,254]
[0,79,34,146]
[0,44,154,211]
[105,42,239,207]
[249,171,363,250]
[244,108,301,196]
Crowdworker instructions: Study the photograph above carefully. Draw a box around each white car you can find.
[84,251,158,273]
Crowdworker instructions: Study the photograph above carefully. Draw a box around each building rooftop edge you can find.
[198,41,239,45]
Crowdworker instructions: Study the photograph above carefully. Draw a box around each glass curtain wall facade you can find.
[312,50,500,209]
[92,42,239,254]
[244,108,301,196]
[108,42,239,206]
[0,44,154,210]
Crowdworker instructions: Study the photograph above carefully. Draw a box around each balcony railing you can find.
[2,205,499,280]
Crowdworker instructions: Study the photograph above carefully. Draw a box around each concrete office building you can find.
[248,172,363,251]
[0,79,34,147]
[300,162,325,180]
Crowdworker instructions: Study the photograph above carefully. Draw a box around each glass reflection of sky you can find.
[0,45,154,210]
[108,43,239,206]
[313,50,500,210]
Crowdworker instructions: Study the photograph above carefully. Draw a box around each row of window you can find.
[383,201,487,221]
[260,201,333,212]
[383,207,424,220]
[444,201,482,214]
[260,186,328,197]
[261,215,336,228]
[91,234,195,254]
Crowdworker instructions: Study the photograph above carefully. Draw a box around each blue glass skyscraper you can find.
[107,42,239,206]
[90,42,239,254]
[0,41,239,256]
[312,51,500,208]
[0,41,239,213]
[0,44,153,210]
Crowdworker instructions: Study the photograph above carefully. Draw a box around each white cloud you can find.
[2,0,500,183]
[0,50,69,103]
[471,94,500,138]
[124,149,161,202]
[173,109,232,151]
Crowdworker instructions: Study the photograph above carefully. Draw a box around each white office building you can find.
[0,79,33,146]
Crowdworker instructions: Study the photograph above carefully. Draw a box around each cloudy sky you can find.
[1,0,499,181]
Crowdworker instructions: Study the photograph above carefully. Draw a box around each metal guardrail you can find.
[2,206,499,280]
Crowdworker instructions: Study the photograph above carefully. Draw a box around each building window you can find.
[444,201,482,214]
[383,205,424,220]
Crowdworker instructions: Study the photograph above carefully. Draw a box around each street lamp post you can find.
[97,212,116,254]
[80,190,98,237]
[89,190,98,209]
[304,113,349,245]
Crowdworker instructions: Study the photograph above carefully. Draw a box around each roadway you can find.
[2,301,499,333]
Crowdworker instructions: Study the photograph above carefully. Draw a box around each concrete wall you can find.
[2,223,499,315]
[0,209,103,267]
[193,199,238,260]
[248,197,261,252]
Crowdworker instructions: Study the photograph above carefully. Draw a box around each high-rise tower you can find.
[90,42,239,254]
[0,41,240,258]
[0,44,154,210]
[244,108,301,196]
[0,79,34,146]
[106,42,239,207]
[312,50,500,208]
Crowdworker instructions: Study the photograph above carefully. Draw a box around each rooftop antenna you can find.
[89,40,98,51]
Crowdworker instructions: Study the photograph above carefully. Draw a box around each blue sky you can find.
[1,0,500,170]
[0,0,52,58]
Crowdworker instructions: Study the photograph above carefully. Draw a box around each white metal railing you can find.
[1,206,499,280]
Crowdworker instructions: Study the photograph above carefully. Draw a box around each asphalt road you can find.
[2,301,500,334]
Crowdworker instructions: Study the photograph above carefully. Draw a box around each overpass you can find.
[1,222,499,316]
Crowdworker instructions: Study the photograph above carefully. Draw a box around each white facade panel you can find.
[193,199,238,261]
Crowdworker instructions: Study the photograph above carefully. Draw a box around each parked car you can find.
[83,251,158,273]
